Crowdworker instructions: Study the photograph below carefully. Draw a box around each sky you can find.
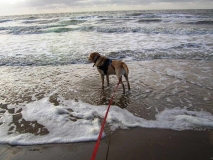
[0,0,212,16]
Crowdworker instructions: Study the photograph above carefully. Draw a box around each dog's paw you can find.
[105,86,110,89]
[125,90,131,95]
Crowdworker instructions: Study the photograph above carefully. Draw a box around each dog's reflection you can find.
[96,88,130,109]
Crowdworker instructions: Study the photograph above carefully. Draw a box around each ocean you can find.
[0,9,213,145]
[0,9,213,66]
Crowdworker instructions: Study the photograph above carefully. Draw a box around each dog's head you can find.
[88,52,100,63]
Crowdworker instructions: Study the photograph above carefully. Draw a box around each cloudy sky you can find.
[0,0,212,16]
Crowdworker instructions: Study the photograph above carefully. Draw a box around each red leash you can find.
[91,78,121,160]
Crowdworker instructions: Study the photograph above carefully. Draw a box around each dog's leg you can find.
[106,74,109,86]
[116,71,125,93]
[101,74,104,89]
[118,76,125,94]
[121,77,125,94]
[124,74,130,90]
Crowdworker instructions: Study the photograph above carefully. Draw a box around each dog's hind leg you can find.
[124,73,130,90]
[120,77,125,94]
[116,69,125,93]
[117,75,125,93]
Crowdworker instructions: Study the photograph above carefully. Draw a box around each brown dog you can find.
[88,52,130,93]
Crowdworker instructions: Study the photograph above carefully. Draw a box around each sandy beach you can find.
[0,128,213,160]
[0,59,213,159]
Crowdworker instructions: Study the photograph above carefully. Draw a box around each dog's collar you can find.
[93,55,100,67]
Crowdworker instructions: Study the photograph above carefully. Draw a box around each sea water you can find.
[0,10,213,145]
[0,10,213,65]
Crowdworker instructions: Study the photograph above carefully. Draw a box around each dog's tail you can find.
[122,62,129,75]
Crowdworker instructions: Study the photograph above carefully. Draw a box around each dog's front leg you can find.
[106,74,109,86]
[101,74,104,89]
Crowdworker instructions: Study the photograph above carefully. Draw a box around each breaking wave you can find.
[182,20,213,25]
[1,25,213,35]
[0,48,212,66]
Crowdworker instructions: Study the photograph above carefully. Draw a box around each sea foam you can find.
[1,96,213,145]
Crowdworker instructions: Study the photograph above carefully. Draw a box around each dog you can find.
[88,52,130,93]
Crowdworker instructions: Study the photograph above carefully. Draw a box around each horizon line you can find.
[0,8,212,17]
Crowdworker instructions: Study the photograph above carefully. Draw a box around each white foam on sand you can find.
[1,96,213,145]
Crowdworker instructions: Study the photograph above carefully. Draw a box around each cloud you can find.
[8,0,213,8]
[0,0,212,16]
[25,0,81,7]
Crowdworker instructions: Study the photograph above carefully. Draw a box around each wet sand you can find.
[1,59,213,119]
[0,128,213,160]
[0,59,213,159]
